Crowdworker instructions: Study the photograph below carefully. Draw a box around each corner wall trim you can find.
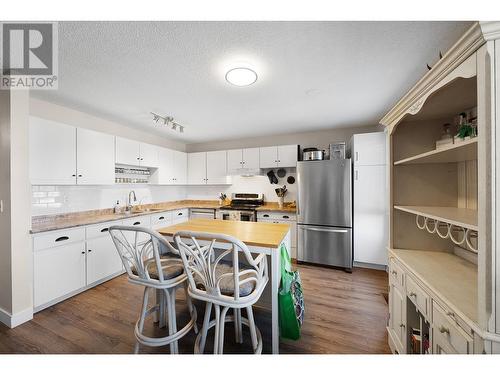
[0,306,33,328]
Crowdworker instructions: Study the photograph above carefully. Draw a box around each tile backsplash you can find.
[32,172,297,216]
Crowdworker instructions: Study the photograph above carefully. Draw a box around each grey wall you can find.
[186,124,383,152]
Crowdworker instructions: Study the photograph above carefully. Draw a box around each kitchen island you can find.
[158,218,292,354]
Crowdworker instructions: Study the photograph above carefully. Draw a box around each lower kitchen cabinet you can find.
[388,281,406,354]
[257,211,297,258]
[86,223,124,285]
[34,240,86,309]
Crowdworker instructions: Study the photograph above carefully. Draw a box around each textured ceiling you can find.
[33,21,473,144]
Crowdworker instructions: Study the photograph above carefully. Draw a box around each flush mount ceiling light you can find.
[225,67,258,87]
[151,112,185,133]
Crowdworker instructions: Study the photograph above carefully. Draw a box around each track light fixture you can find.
[150,112,185,134]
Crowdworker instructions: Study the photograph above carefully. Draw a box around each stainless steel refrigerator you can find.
[297,159,353,271]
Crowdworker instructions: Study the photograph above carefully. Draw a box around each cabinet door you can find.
[29,117,77,185]
[227,149,243,174]
[389,283,406,353]
[259,146,278,168]
[188,152,207,185]
[277,145,297,167]
[87,235,123,285]
[116,137,141,165]
[353,165,387,265]
[352,132,386,166]
[242,148,260,169]
[157,147,174,184]
[139,143,159,168]
[206,150,228,184]
[76,128,115,185]
[173,151,187,184]
[34,242,86,308]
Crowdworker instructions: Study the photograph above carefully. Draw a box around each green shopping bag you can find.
[278,244,305,340]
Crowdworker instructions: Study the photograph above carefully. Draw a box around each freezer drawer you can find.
[297,224,352,269]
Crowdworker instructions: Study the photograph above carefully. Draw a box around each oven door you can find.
[220,210,240,221]
[239,210,256,222]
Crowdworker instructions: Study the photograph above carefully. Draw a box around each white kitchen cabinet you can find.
[259,145,297,168]
[116,137,141,166]
[277,145,298,168]
[76,128,115,185]
[29,117,77,185]
[257,212,297,258]
[188,151,229,185]
[188,152,207,185]
[350,132,386,166]
[389,281,406,354]
[151,211,173,230]
[227,148,260,174]
[33,229,86,309]
[86,221,123,285]
[173,150,187,184]
[206,150,228,184]
[172,209,189,224]
[353,165,387,266]
[139,143,159,168]
[156,148,187,185]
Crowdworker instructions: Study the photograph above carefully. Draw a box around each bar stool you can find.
[109,225,197,354]
[174,231,268,354]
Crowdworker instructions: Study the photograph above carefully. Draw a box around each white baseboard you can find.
[354,261,387,271]
[0,306,33,328]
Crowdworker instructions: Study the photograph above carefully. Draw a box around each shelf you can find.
[394,205,478,231]
[394,138,477,166]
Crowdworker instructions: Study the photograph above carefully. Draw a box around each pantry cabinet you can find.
[259,145,297,168]
[29,117,77,185]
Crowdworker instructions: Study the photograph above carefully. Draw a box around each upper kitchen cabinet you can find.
[76,128,115,185]
[188,151,230,185]
[227,148,260,174]
[115,137,159,167]
[155,148,187,185]
[259,145,298,168]
[30,117,77,185]
[350,132,386,166]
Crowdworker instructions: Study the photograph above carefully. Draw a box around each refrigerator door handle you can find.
[303,227,349,233]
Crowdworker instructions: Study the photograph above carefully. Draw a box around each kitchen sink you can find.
[122,208,166,215]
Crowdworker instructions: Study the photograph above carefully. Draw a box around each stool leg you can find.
[213,305,220,354]
[246,306,258,352]
[167,288,179,354]
[163,289,176,354]
[199,302,212,354]
[153,289,160,323]
[158,289,166,328]
[234,308,243,344]
[218,306,230,354]
[184,283,198,334]
[135,287,150,354]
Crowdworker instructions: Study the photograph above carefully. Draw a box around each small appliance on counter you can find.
[329,142,346,159]
[217,193,264,221]
[302,148,324,161]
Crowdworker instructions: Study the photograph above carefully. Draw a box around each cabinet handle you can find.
[72,174,76,177]
[137,157,140,160]
[263,214,269,218]
[278,160,281,163]
[355,151,359,161]
[283,215,289,219]
[100,228,109,233]
[78,174,82,178]
[88,249,92,253]
[391,270,397,275]
[439,326,450,335]
[55,236,69,242]
[140,158,143,161]
[355,170,358,180]
[159,216,165,220]
[178,213,183,216]
[399,323,405,328]
[409,292,416,297]
[133,222,140,226]
[81,251,85,255]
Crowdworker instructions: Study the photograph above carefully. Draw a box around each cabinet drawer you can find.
[86,220,122,239]
[432,302,472,354]
[406,275,429,316]
[33,227,86,251]
[389,257,404,289]
[151,211,173,227]
[122,216,151,228]
[172,209,188,220]
[257,212,296,221]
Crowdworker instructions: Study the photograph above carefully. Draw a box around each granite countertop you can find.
[256,202,297,213]
[31,199,297,234]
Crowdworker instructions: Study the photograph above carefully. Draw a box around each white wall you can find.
[30,98,187,151]
[186,124,381,152]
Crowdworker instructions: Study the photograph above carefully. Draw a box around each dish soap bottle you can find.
[113,200,121,214]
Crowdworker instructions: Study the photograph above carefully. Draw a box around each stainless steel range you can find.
[217,193,264,222]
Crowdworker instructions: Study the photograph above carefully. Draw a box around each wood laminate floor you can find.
[0,264,390,354]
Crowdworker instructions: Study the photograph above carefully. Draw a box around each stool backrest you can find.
[174,231,268,303]
[109,225,179,285]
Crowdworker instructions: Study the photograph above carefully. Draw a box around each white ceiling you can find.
[33,21,473,144]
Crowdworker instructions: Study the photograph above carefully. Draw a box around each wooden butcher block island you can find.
[158,218,292,354]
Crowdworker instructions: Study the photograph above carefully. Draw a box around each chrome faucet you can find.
[126,190,137,212]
